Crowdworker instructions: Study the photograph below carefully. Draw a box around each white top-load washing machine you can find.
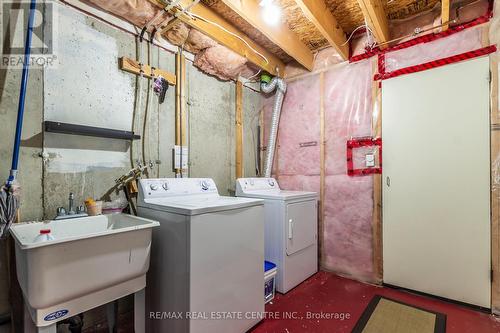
[236,178,318,294]
[137,178,264,333]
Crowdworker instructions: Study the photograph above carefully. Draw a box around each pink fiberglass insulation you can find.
[324,175,374,281]
[79,0,255,81]
[384,25,483,72]
[80,0,164,26]
[324,61,373,176]
[184,28,218,53]
[322,59,375,281]
[278,175,320,194]
[276,75,321,176]
[351,0,489,58]
[194,45,249,81]
[163,21,190,46]
[285,48,343,78]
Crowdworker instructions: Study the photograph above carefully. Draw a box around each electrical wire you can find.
[246,69,262,82]
[189,12,270,65]
[375,18,458,47]
[341,24,374,46]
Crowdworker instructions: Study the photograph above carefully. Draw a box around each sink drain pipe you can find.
[260,75,287,178]
[58,313,84,333]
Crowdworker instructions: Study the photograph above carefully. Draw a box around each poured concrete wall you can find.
[0,2,261,330]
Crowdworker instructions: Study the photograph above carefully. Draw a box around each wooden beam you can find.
[219,0,314,71]
[235,81,243,179]
[441,0,450,31]
[293,0,349,60]
[149,0,286,76]
[119,57,176,85]
[357,0,390,48]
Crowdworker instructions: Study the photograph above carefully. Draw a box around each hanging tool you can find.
[153,76,169,104]
[1,0,36,239]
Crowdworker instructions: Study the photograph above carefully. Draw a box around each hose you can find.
[261,77,286,178]
[130,36,142,168]
[142,42,153,178]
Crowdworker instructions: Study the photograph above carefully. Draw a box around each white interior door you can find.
[382,57,491,308]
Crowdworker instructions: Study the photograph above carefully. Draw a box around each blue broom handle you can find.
[8,0,37,186]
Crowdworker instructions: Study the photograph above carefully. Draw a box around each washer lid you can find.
[236,177,317,201]
[238,190,317,201]
[139,194,263,216]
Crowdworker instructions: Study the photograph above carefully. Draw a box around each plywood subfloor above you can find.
[324,0,441,36]
[277,0,331,50]
[201,0,445,61]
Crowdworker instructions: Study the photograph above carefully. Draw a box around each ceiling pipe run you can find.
[261,75,286,178]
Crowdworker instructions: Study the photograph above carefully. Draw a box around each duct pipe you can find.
[261,77,286,178]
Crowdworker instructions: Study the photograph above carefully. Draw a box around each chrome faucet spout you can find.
[68,193,75,215]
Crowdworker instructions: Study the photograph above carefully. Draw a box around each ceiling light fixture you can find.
[260,0,281,26]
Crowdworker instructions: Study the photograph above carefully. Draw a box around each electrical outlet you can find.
[365,153,375,168]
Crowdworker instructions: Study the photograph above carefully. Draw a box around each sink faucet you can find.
[68,192,75,215]
[55,193,88,220]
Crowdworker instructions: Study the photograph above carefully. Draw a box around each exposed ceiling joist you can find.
[219,0,314,71]
[150,0,286,76]
[441,0,450,31]
[356,0,389,48]
[292,0,349,60]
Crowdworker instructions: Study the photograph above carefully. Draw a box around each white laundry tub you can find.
[10,214,159,328]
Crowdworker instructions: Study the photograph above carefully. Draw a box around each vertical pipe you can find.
[8,0,37,186]
[235,81,243,179]
[175,52,186,177]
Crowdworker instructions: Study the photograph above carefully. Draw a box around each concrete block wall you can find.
[0,2,261,330]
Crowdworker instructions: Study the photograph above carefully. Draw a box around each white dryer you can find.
[138,178,264,333]
[236,178,318,294]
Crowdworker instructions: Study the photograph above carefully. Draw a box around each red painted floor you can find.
[251,271,500,333]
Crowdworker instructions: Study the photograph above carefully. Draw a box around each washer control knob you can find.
[201,180,210,191]
[150,184,158,191]
[162,182,169,191]
[268,179,275,187]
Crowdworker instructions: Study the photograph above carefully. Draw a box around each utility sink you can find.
[10,214,159,330]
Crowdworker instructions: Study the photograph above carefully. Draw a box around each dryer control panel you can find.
[138,178,218,199]
[236,178,280,195]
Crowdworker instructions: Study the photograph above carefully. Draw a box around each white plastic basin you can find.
[10,213,159,327]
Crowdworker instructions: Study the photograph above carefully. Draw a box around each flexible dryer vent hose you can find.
[261,77,287,178]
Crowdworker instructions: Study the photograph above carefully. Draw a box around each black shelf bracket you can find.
[44,121,141,140]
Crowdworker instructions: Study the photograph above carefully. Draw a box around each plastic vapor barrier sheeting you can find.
[263,9,496,283]
[323,60,375,281]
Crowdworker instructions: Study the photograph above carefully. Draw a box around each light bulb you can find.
[261,1,281,26]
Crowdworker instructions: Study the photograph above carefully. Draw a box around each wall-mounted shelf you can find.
[44,121,141,140]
